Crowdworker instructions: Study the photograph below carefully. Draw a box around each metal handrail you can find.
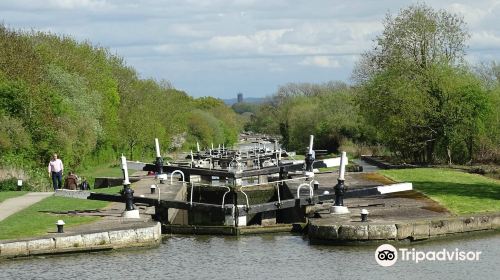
[190,182,194,206]
[275,182,281,205]
[297,183,313,199]
[239,176,308,209]
[221,185,232,209]
[170,170,185,185]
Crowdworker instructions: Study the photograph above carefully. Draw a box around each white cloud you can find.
[200,28,293,53]
[0,0,499,98]
[48,0,111,10]
[469,30,500,49]
[300,56,341,68]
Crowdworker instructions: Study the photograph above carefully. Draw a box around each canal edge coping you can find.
[0,222,161,259]
[308,212,500,243]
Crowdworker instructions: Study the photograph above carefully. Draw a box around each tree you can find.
[353,3,469,84]
[354,4,487,164]
[249,81,364,153]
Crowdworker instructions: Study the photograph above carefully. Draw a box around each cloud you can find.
[199,28,293,53]
[300,56,341,68]
[0,0,499,98]
[469,30,500,50]
[48,0,111,10]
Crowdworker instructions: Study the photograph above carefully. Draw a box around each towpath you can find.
[0,192,53,222]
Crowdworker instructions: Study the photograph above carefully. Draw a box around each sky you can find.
[1,0,499,99]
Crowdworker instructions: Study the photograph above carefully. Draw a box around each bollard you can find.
[120,155,140,218]
[331,151,349,214]
[313,180,319,190]
[334,179,345,206]
[361,209,369,222]
[56,220,65,233]
[304,135,315,177]
[334,152,347,206]
[123,185,135,211]
[150,184,156,194]
[158,174,166,184]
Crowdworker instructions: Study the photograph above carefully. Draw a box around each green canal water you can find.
[1,232,498,279]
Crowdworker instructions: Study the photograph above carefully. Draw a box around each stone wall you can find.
[309,213,500,243]
[0,222,161,259]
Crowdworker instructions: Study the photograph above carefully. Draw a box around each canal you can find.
[1,232,498,279]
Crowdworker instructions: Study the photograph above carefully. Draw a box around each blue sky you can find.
[1,0,499,99]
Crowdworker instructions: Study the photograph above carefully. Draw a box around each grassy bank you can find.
[379,168,500,214]
[77,163,125,189]
[0,196,109,240]
[0,191,28,203]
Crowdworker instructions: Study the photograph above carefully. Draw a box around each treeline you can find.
[245,82,368,154]
[0,25,241,177]
[246,4,500,165]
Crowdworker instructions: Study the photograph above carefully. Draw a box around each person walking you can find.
[48,153,64,190]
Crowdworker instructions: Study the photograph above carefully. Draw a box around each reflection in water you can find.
[0,232,498,280]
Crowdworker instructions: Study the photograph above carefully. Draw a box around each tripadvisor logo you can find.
[375,244,482,266]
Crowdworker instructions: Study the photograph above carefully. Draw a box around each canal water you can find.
[1,232,498,280]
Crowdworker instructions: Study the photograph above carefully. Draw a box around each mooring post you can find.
[304,135,315,178]
[121,155,140,218]
[332,151,349,214]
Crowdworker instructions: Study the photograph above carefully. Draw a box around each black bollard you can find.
[304,152,315,173]
[56,220,65,233]
[123,185,135,211]
[155,156,164,182]
[150,184,156,194]
[313,180,319,190]
[361,209,369,222]
[334,179,345,206]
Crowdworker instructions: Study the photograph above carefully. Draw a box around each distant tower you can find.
[237,93,243,103]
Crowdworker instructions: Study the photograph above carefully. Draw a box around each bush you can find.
[0,178,19,191]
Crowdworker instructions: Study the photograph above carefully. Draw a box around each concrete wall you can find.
[0,222,161,259]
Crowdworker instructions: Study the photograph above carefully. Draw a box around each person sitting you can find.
[64,171,78,190]
[80,177,90,190]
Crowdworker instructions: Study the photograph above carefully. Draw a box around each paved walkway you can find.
[352,158,380,172]
[0,192,53,222]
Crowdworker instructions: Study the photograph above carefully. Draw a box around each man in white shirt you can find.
[48,153,64,190]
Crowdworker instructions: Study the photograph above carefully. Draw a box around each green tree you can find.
[354,4,487,164]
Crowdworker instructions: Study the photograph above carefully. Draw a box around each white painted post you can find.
[154,138,161,158]
[121,154,130,185]
[196,142,200,152]
[211,143,214,150]
[278,148,282,161]
[308,135,314,155]
[339,151,346,180]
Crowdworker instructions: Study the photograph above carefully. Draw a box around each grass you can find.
[92,185,124,195]
[79,163,124,184]
[379,168,500,215]
[0,196,109,240]
[76,162,136,191]
[289,154,305,160]
[0,191,28,203]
